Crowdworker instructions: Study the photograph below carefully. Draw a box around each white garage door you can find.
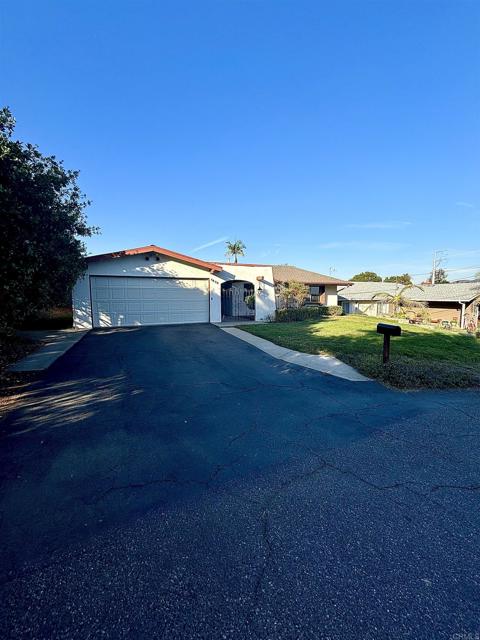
[91,276,210,327]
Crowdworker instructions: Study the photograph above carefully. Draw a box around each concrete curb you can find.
[220,327,371,382]
[9,330,89,372]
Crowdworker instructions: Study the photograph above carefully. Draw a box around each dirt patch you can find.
[0,333,39,419]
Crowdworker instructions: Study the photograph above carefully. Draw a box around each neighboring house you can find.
[338,281,480,327]
[271,265,346,306]
[337,282,398,317]
[73,245,349,328]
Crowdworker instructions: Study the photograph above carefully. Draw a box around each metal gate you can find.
[221,284,255,320]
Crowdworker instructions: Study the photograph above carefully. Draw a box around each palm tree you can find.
[373,284,425,317]
[225,240,246,264]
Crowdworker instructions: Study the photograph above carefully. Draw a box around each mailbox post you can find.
[376,323,401,363]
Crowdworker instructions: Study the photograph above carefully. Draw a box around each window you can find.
[307,285,325,303]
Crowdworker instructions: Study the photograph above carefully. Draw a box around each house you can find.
[337,282,398,317]
[73,244,350,328]
[271,265,347,306]
[338,281,480,328]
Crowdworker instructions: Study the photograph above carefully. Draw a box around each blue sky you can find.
[2,0,479,281]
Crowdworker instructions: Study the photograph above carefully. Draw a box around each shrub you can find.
[276,281,309,309]
[244,294,255,310]
[275,305,342,322]
[20,307,73,330]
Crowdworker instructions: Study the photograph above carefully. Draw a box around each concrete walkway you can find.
[213,320,268,327]
[221,326,370,382]
[9,329,89,372]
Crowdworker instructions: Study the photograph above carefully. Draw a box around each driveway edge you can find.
[8,330,90,372]
[220,327,371,382]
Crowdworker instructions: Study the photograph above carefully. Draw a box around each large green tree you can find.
[383,273,412,285]
[0,107,97,329]
[350,271,382,282]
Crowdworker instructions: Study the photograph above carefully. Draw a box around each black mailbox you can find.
[377,323,401,337]
[376,323,401,363]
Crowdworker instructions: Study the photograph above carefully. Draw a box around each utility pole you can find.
[431,250,447,285]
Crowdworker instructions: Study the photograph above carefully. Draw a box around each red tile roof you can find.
[87,245,222,272]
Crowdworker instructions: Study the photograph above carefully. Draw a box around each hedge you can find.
[20,307,73,330]
[275,305,342,322]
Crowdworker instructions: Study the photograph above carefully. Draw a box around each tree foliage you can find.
[383,273,412,285]
[373,284,425,317]
[225,240,247,264]
[0,107,97,329]
[428,268,449,284]
[350,271,382,282]
[225,239,246,264]
[277,281,309,308]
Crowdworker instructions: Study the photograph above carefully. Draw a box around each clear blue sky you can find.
[2,0,479,281]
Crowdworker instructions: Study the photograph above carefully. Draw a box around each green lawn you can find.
[240,315,480,389]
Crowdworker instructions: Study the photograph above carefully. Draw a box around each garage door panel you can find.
[92,287,112,301]
[110,301,130,313]
[125,302,142,313]
[91,276,209,327]
[110,288,126,300]
[124,288,142,299]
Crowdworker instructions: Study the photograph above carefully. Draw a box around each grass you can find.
[240,315,480,389]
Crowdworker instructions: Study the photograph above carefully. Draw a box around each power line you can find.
[431,249,448,285]
[378,265,480,278]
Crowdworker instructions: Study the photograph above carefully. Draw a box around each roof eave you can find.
[87,245,222,273]
[273,277,351,286]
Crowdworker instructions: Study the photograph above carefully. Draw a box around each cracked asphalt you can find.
[0,324,479,639]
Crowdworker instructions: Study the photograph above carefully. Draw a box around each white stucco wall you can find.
[72,274,92,329]
[73,255,278,327]
[214,264,277,322]
[325,284,339,307]
[73,254,217,328]
[73,252,341,328]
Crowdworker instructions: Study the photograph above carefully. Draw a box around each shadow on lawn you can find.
[251,317,480,388]
[299,319,480,389]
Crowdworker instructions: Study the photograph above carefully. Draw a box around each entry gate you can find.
[221,285,255,320]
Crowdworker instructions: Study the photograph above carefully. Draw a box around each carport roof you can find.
[87,245,222,272]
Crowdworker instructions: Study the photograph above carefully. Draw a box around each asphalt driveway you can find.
[0,324,479,639]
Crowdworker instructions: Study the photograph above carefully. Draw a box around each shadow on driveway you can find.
[1,324,479,638]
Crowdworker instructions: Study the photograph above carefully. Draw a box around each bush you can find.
[20,307,73,330]
[275,305,342,322]
[0,107,96,331]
